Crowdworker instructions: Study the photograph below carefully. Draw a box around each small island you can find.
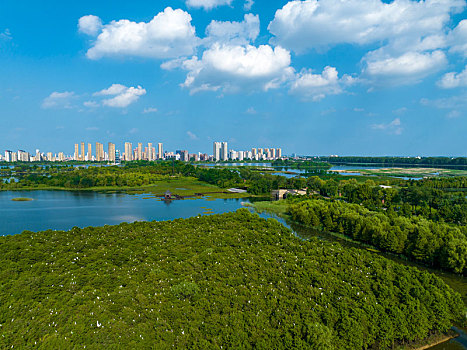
[11,197,33,201]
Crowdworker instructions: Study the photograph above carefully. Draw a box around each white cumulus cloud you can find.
[93,84,146,108]
[291,66,355,101]
[187,131,199,140]
[78,15,103,36]
[268,0,464,53]
[0,28,12,41]
[371,118,403,135]
[244,0,254,11]
[438,65,467,88]
[143,107,158,113]
[174,43,294,93]
[186,0,233,10]
[42,91,75,109]
[363,50,447,85]
[204,14,260,46]
[448,19,467,56]
[80,7,198,60]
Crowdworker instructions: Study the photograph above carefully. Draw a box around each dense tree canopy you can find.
[288,199,467,274]
[319,156,467,169]
[0,210,464,349]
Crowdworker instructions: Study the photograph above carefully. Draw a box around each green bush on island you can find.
[11,197,33,201]
[0,210,464,349]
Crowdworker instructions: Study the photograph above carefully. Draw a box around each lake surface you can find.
[0,190,253,236]
[0,189,464,349]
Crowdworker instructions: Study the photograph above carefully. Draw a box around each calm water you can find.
[0,190,464,349]
[0,190,251,236]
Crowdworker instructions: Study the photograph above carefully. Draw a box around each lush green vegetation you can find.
[0,210,464,349]
[11,197,33,201]
[0,163,249,199]
[306,176,467,226]
[287,199,467,274]
[319,156,467,170]
[272,159,332,170]
[2,164,465,223]
[0,162,306,196]
[347,167,467,178]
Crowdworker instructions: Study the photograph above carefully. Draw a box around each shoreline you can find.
[412,332,458,350]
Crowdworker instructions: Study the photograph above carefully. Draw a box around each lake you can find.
[0,190,254,236]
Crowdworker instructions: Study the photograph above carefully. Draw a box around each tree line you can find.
[288,199,467,274]
[319,156,467,169]
[0,210,464,348]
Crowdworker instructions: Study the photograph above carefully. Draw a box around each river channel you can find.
[0,190,465,349]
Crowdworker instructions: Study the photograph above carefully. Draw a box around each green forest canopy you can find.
[0,210,464,349]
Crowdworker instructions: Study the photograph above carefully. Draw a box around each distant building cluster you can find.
[2,149,66,162]
[213,142,282,161]
[1,141,284,163]
[73,142,165,163]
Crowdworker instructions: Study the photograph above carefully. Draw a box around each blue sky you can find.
[0,0,466,156]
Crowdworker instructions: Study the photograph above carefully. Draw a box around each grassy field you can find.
[1,177,250,200]
[246,200,289,216]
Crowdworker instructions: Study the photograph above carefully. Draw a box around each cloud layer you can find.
[75,2,467,98]
[268,0,464,53]
[186,0,232,10]
[42,92,75,109]
[363,50,448,85]
[204,14,260,46]
[94,84,146,108]
[371,118,403,135]
[80,8,198,59]
[438,65,467,88]
[291,66,355,100]
[172,43,293,93]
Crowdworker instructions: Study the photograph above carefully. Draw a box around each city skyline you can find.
[2,140,283,162]
[1,0,467,156]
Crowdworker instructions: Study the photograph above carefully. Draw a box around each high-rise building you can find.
[80,142,85,161]
[4,150,12,162]
[35,149,42,162]
[47,152,53,161]
[108,143,116,163]
[213,142,221,161]
[148,143,153,161]
[18,150,30,162]
[276,148,282,159]
[74,144,79,161]
[87,143,92,161]
[258,148,263,158]
[180,150,189,162]
[221,142,228,161]
[96,142,104,161]
[271,148,276,159]
[266,148,272,159]
[252,148,257,158]
[229,150,238,160]
[137,143,143,161]
[158,143,163,160]
[124,142,133,161]
[58,152,65,161]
